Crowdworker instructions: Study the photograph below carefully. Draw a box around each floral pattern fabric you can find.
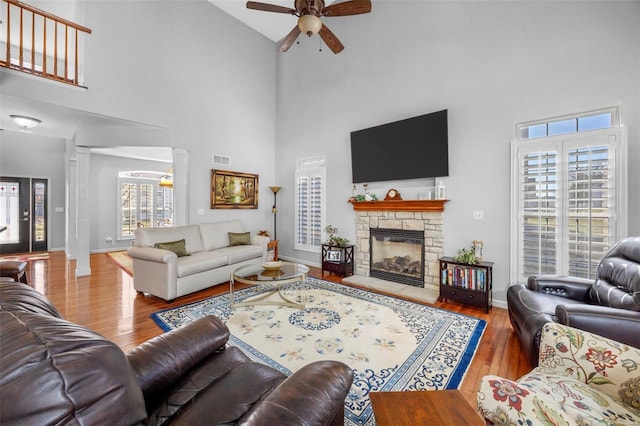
[477,322,640,425]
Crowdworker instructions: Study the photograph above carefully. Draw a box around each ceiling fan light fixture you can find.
[10,115,42,131]
[298,14,322,36]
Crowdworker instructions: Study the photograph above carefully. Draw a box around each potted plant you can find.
[325,225,349,246]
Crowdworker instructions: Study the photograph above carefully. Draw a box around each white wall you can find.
[0,131,67,250]
[0,1,279,257]
[88,154,170,252]
[275,1,640,305]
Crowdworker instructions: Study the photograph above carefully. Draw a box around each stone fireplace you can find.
[349,199,446,295]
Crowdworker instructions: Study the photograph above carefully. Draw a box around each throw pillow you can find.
[154,239,189,257]
[228,232,251,246]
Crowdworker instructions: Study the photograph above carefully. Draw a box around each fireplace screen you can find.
[369,228,425,287]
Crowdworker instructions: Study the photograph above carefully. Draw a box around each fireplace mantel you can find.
[348,198,448,212]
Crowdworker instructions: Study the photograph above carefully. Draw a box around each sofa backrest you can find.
[593,236,640,311]
[199,220,245,251]
[0,281,62,318]
[0,283,147,425]
[134,224,204,254]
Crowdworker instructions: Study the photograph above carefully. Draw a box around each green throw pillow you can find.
[154,239,189,257]
[228,232,251,246]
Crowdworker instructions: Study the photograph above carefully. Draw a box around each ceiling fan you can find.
[246,0,372,54]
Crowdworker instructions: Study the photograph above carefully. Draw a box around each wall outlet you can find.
[472,210,484,220]
[197,208,204,215]
[105,236,113,245]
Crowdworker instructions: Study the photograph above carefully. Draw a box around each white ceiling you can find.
[209,0,322,43]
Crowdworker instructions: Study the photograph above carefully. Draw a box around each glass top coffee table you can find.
[230,262,309,309]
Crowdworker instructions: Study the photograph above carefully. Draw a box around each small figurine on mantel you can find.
[350,183,379,202]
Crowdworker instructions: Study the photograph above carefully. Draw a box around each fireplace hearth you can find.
[370,228,425,287]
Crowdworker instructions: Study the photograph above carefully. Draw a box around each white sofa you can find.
[127,220,269,301]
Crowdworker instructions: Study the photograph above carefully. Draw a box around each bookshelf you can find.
[438,256,493,313]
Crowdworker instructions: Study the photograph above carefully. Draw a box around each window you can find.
[118,171,173,240]
[295,157,326,253]
[511,108,627,282]
[518,108,616,140]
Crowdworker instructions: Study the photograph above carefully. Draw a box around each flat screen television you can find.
[350,109,449,183]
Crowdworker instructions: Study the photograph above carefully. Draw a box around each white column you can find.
[172,148,189,226]
[75,147,91,276]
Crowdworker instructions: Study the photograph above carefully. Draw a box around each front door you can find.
[0,177,48,254]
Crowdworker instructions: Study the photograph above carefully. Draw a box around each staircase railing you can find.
[1,0,91,87]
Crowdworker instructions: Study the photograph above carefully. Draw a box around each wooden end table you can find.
[369,390,484,425]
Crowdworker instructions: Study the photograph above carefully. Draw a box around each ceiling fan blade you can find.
[318,24,344,54]
[322,0,371,17]
[278,26,302,52]
[246,1,296,14]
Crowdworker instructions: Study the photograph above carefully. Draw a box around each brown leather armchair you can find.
[507,236,640,367]
[0,282,353,425]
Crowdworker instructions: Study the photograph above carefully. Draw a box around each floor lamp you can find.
[269,186,281,240]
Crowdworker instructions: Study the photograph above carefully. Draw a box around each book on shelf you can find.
[441,266,487,291]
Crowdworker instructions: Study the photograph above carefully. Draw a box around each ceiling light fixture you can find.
[10,115,42,131]
[298,14,322,36]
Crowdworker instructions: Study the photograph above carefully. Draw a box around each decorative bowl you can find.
[262,261,283,271]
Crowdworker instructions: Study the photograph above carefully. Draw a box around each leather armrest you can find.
[556,304,640,348]
[527,275,593,301]
[239,361,353,426]
[127,316,230,398]
[127,246,177,263]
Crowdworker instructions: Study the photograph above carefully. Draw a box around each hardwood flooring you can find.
[23,251,531,409]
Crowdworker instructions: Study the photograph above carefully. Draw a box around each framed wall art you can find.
[211,169,258,209]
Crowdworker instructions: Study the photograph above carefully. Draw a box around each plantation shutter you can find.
[295,157,326,253]
[519,149,558,278]
[566,145,610,278]
[512,129,623,283]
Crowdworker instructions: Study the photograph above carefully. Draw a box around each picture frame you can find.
[324,250,342,262]
[211,169,258,209]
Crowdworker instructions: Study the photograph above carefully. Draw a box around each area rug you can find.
[151,277,486,426]
[106,251,133,276]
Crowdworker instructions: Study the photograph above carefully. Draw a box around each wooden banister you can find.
[1,0,92,87]
[6,0,92,34]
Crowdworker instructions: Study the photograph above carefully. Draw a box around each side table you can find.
[267,240,278,261]
[369,390,483,425]
[321,244,354,277]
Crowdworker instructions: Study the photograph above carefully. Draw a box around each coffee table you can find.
[369,390,484,425]
[230,262,309,309]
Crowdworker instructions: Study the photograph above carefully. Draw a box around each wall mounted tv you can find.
[350,109,449,183]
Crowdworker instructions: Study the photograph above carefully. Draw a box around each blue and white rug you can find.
[151,277,486,425]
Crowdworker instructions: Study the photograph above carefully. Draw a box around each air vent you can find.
[212,154,230,166]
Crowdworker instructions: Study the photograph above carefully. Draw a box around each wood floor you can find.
[23,251,531,410]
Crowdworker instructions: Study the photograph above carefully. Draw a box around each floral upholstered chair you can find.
[477,322,640,425]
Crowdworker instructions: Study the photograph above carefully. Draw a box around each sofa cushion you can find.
[177,251,228,278]
[228,232,251,246]
[135,225,204,254]
[478,371,640,426]
[216,245,263,264]
[154,239,189,257]
[199,221,244,251]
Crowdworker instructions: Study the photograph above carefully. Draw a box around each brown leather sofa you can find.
[507,236,640,367]
[0,282,353,425]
